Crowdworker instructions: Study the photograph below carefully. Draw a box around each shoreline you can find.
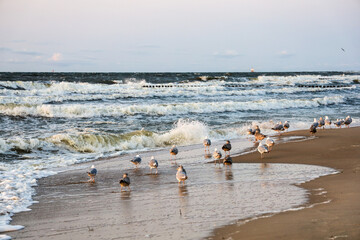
[209,127,360,240]
[8,127,360,239]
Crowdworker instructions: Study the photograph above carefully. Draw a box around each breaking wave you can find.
[0,96,345,118]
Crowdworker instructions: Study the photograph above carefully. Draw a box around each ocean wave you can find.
[0,79,356,106]
[0,95,346,118]
[47,119,210,153]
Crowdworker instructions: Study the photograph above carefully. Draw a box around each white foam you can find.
[0,95,346,118]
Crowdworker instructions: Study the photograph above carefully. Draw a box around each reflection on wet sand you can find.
[225,168,233,181]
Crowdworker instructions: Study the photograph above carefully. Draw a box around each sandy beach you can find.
[9,127,360,240]
[210,127,360,240]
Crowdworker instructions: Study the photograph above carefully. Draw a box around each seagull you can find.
[130,155,141,168]
[344,116,352,128]
[318,117,325,129]
[325,116,332,128]
[222,140,231,156]
[119,173,131,191]
[265,137,275,152]
[344,116,351,125]
[272,121,284,135]
[257,142,269,159]
[87,165,97,183]
[284,121,290,131]
[311,118,319,129]
[223,155,232,166]
[176,165,188,185]
[247,128,255,136]
[203,137,211,153]
[170,145,178,164]
[340,119,345,127]
[310,124,317,135]
[149,156,158,174]
[213,148,222,165]
[254,131,266,142]
[254,125,261,134]
[334,119,342,128]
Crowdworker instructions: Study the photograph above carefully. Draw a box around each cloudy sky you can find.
[1,0,359,72]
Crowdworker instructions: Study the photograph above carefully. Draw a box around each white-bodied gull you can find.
[203,137,211,153]
[176,165,188,185]
[130,155,142,168]
[265,137,275,152]
[344,116,352,128]
[87,165,97,183]
[149,156,159,174]
[257,142,269,159]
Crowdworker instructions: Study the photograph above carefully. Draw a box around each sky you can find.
[0,0,359,72]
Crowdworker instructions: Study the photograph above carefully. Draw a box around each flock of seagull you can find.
[87,116,352,191]
[310,115,352,135]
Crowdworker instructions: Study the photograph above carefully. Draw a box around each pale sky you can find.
[0,0,359,72]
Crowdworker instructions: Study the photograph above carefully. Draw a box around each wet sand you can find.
[9,127,360,239]
[210,127,360,240]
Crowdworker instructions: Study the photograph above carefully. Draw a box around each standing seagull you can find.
[119,173,131,192]
[130,155,142,168]
[223,155,232,166]
[257,142,269,159]
[334,119,341,128]
[176,165,188,185]
[222,140,232,156]
[344,116,352,128]
[318,117,325,129]
[254,131,266,142]
[310,124,317,135]
[213,148,222,165]
[265,137,275,152]
[312,118,319,129]
[149,156,159,174]
[272,121,284,135]
[254,125,261,134]
[284,121,290,131]
[325,116,332,128]
[170,145,178,164]
[203,137,211,153]
[87,165,97,183]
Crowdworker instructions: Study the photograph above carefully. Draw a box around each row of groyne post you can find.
[142,84,353,88]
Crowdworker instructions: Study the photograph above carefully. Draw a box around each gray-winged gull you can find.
[325,116,332,128]
[318,117,325,129]
[254,131,266,142]
[203,137,211,153]
[344,116,352,128]
[130,155,142,168]
[87,165,97,183]
[223,155,232,166]
[265,137,275,151]
[170,145,178,164]
[284,121,290,131]
[257,142,269,159]
[272,121,285,135]
[222,140,231,156]
[149,156,159,174]
[176,165,188,185]
[213,148,222,165]
[119,173,131,191]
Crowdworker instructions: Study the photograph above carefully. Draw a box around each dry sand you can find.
[9,127,360,240]
[210,127,360,240]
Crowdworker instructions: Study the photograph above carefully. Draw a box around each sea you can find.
[0,71,359,239]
